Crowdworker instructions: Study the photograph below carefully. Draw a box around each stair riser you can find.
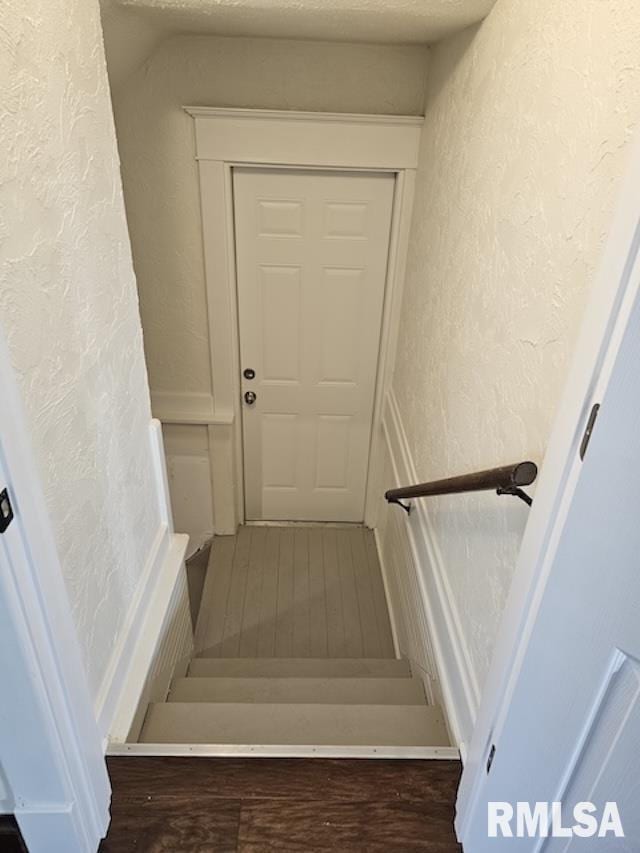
[140,702,449,747]
[188,658,412,679]
[168,677,425,705]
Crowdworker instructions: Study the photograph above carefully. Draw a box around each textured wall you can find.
[393,0,640,692]
[112,35,429,395]
[0,0,161,700]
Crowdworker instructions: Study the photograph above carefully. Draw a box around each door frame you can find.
[455,133,640,841]
[0,327,110,851]
[183,108,423,533]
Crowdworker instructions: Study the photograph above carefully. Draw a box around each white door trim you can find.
[455,133,640,838]
[181,107,422,532]
[0,329,110,852]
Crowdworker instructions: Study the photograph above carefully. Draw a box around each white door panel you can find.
[234,168,394,521]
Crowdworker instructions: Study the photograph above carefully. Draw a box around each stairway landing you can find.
[194,525,395,660]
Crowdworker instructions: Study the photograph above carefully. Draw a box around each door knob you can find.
[244,391,257,405]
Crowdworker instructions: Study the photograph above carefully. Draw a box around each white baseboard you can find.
[94,524,169,740]
[102,533,189,745]
[373,526,401,659]
[375,501,440,708]
[380,390,480,755]
[114,542,194,745]
[95,420,189,744]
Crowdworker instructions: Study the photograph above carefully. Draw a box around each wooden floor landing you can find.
[100,756,462,851]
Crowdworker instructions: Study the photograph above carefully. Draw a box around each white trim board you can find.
[96,420,189,745]
[108,743,459,760]
[106,534,188,743]
[373,526,402,660]
[94,523,169,739]
[0,328,110,852]
[180,107,422,534]
[381,390,480,756]
[185,107,423,169]
[151,390,233,426]
[185,107,424,125]
[95,532,189,744]
[110,548,194,743]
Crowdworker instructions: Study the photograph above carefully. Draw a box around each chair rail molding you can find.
[184,107,423,532]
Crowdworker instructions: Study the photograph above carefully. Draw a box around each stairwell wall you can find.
[0,0,173,722]
[389,0,640,741]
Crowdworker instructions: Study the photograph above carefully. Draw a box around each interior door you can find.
[234,168,394,522]
[461,269,640,847]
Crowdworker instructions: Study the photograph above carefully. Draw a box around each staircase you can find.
[138,648,450,752]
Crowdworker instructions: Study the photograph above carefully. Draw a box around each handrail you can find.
[385,461,538,514]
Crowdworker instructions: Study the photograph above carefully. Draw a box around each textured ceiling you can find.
[101,0,496,88]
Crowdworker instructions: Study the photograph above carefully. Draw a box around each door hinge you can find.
[486,743,496,774]
[0,488,14,534]
[579,403,600,460]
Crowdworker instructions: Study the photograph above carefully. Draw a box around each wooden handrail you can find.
[385,461,538,513]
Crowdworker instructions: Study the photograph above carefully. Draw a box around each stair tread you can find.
[188,657,411,679]
[139,702,450,747]
[168,676,426,705]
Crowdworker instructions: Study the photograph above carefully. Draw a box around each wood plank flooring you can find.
[195,527,395,659]
[101,757,462,852]
[0,817,27,853]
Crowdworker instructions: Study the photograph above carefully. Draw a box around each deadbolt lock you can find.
[243,368,256,380]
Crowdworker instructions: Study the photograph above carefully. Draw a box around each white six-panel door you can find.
[234,168,394,521]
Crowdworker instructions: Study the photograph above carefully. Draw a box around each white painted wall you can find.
[392,0,640,697]
[112,35,428,543]
[0,0,162,703]
[113,34,429,397]
[100,0,168,89]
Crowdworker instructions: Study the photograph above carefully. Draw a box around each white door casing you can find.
[234,168,395,522]
[0,328,110,852]
[182,108,422,532]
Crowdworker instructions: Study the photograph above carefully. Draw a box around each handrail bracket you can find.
[496,486,533,507]
[388,497,412,515]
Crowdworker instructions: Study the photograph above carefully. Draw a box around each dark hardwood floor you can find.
[100,757,462,852]
[0,816,28,853]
